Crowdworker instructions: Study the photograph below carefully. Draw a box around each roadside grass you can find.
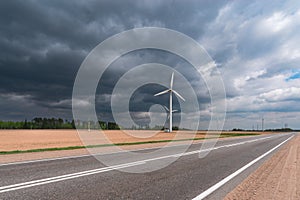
[0,133,259,155]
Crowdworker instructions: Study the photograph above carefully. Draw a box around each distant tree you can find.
[232,128,245,131]
[71,120,76,129]
[23,119,29,129]
[108,122,120,130]
[98,121,107,130]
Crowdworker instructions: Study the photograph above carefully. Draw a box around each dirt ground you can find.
[0,129,263,151]
[0,129,265,164]
[225,133,300,200]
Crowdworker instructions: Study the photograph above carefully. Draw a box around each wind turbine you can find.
[154,72,185,132]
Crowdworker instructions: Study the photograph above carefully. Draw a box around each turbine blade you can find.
[154,89,169,96]
[163,105,169,111]
[173,90,185,101]
[172,110,178,112]
[170,72,174,89]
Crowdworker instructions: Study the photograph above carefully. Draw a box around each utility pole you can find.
[262,117,264,131]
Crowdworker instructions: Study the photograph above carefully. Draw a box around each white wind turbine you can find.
[154,72,185,132]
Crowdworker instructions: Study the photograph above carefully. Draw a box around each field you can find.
[0,129,264,152]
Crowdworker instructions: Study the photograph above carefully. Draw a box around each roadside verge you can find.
[225,133,299,200]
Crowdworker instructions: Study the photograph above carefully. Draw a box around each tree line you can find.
[0,118,184,130]
[0,118,120,130]
[232,128,294,132]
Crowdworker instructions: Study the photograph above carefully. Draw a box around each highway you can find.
[0,133,294,200]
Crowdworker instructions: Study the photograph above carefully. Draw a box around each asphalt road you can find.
[0,133,294,200]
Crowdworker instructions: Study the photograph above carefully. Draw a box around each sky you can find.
[0,0,300,130]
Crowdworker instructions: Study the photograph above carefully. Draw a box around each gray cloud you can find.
[0,0,300,129]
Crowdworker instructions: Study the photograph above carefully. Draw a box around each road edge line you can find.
[192,134,294,200]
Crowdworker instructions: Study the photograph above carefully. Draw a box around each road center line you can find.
[0,161,146,193]
[0,134,287,194]
[192,135,294,200]
[0,134,277,167]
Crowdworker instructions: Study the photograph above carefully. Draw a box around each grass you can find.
[0,133,259,155]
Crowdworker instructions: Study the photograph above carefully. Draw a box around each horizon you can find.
[0,117,298,131]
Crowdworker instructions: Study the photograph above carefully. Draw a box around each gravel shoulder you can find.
[225,133,299,200]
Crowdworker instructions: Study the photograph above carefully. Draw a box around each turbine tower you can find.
[154,72,185,132]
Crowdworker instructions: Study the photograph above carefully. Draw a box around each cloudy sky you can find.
[1,0,300,130]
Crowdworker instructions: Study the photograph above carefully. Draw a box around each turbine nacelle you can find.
[153,73,185,101]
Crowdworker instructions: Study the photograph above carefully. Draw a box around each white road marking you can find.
[192,135,294,200]
[0,137,220,167]
[0,161,146,193]
[0,134,269,167]
[0,134,288,194]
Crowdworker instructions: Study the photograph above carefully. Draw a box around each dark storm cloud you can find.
[94,49,211,124]
[1,0,300,129]
[0,0,226,121]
